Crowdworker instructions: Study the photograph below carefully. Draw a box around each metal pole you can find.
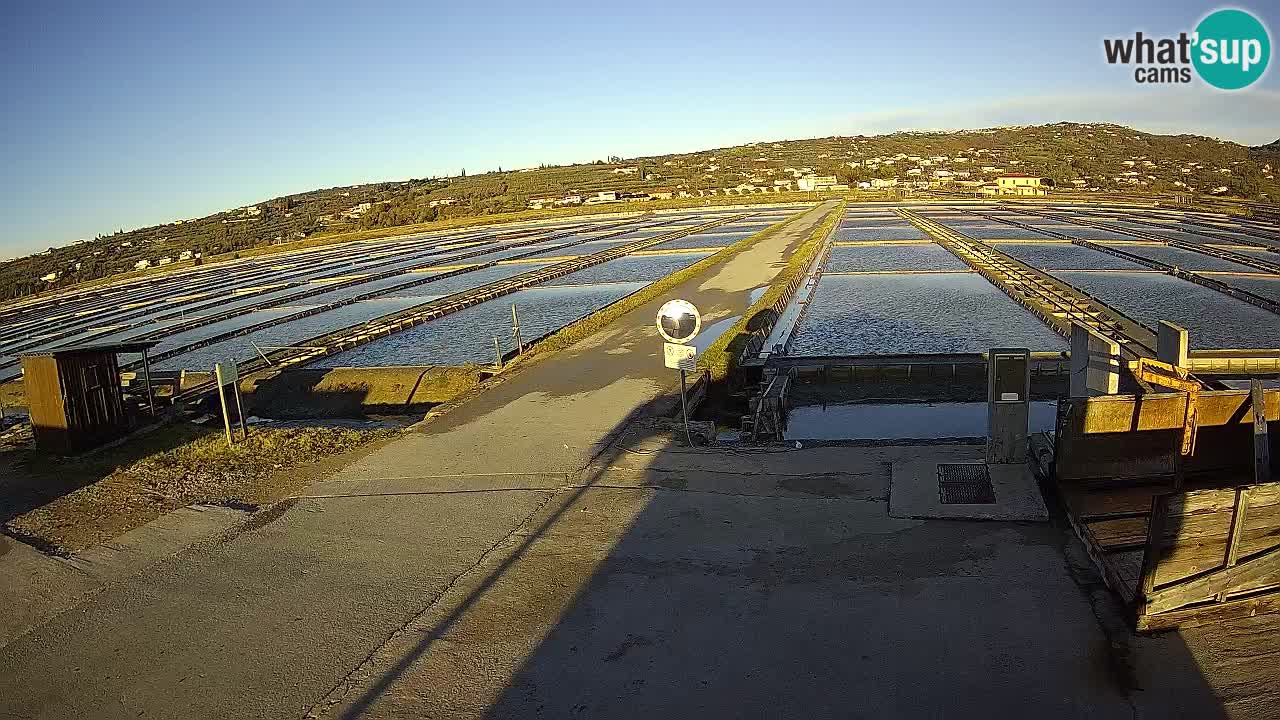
[679,369,693,446]
[233,381,249,441]
[252,341,273,366]
[512,304,523,354]
[215,364,234,448]
[141,348,156,415]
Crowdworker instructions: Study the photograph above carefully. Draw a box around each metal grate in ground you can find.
[938,463,996,504]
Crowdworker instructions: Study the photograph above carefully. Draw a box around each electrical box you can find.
[987,348,1031,464]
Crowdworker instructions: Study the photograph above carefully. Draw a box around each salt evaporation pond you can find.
[788,274,1067,356]
[824,244,967,272]
[991,243,1145,271]
[544,253,711,286]
[1217,276,1280,303]
[833,227,926,242]
[382,264,550,299]
[648,232,749,250]
[153,297,426,371]
[1101,244,1259,273]
[315,282,647,367]
[1045,226,1141,241]
[1054,271,1280,349]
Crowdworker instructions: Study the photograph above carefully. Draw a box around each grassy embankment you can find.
[240,365,483,418]
[1,423,394,554]
[698,201,844,381]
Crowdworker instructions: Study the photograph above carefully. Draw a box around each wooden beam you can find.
[1256,379,1272,484]
[1138,589,1280,632]
[1216,487,1250,603]
[1136,494,1170,619]
[1147,542,1280,614]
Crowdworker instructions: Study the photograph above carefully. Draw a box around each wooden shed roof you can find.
[18,340,161,359]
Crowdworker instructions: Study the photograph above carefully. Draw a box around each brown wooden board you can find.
[1056,389,1280,483]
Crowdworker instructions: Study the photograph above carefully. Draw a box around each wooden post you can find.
[1253,379,1271,484]
[214,364,234,448]
[1172,448,1186,492]
[1136,494,1170,620]
[1215,488,1250,603]
[493,337,503,369]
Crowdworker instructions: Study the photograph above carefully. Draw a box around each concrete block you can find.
[888,454,1049,521]
[1158,321,1190,368]
[1070,323,1119,397]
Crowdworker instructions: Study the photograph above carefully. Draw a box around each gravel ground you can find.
[0,423,394,553]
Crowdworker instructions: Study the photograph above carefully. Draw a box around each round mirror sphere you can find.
[660,311,698,342]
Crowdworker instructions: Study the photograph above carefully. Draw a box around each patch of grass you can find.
[2,423,393,553]
[698,201,845,381]
[521,206,819,359]
[242,365,486,417]
[0,380,23,411]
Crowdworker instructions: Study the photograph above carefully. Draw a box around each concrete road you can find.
[313,441,1159,720]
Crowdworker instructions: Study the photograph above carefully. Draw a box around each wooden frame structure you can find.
[19,341,160,453]
[1055,385,1280,630]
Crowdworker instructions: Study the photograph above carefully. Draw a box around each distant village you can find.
[522,139,1272,210]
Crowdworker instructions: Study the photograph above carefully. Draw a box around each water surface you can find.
[315,282,648,367]
[789,274,1067,356]
[784,401,1058,440]
[825,244,967,272]
[1055,271,1280,349]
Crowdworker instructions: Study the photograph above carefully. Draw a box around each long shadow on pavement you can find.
[325,397,1231,719]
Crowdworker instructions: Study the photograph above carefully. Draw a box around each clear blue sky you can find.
[2,0,1276,257]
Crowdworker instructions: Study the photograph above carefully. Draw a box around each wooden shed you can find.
[19,341,160,453]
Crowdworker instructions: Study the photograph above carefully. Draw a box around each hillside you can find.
[3,122,1277,303]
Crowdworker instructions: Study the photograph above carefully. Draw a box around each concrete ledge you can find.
[0,504,248,650]
[241,366,485,418]
[889,451,1049,521]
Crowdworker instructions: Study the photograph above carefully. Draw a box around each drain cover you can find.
[938,463,996,504]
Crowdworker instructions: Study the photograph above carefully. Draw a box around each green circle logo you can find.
[1193,9,1271,90]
